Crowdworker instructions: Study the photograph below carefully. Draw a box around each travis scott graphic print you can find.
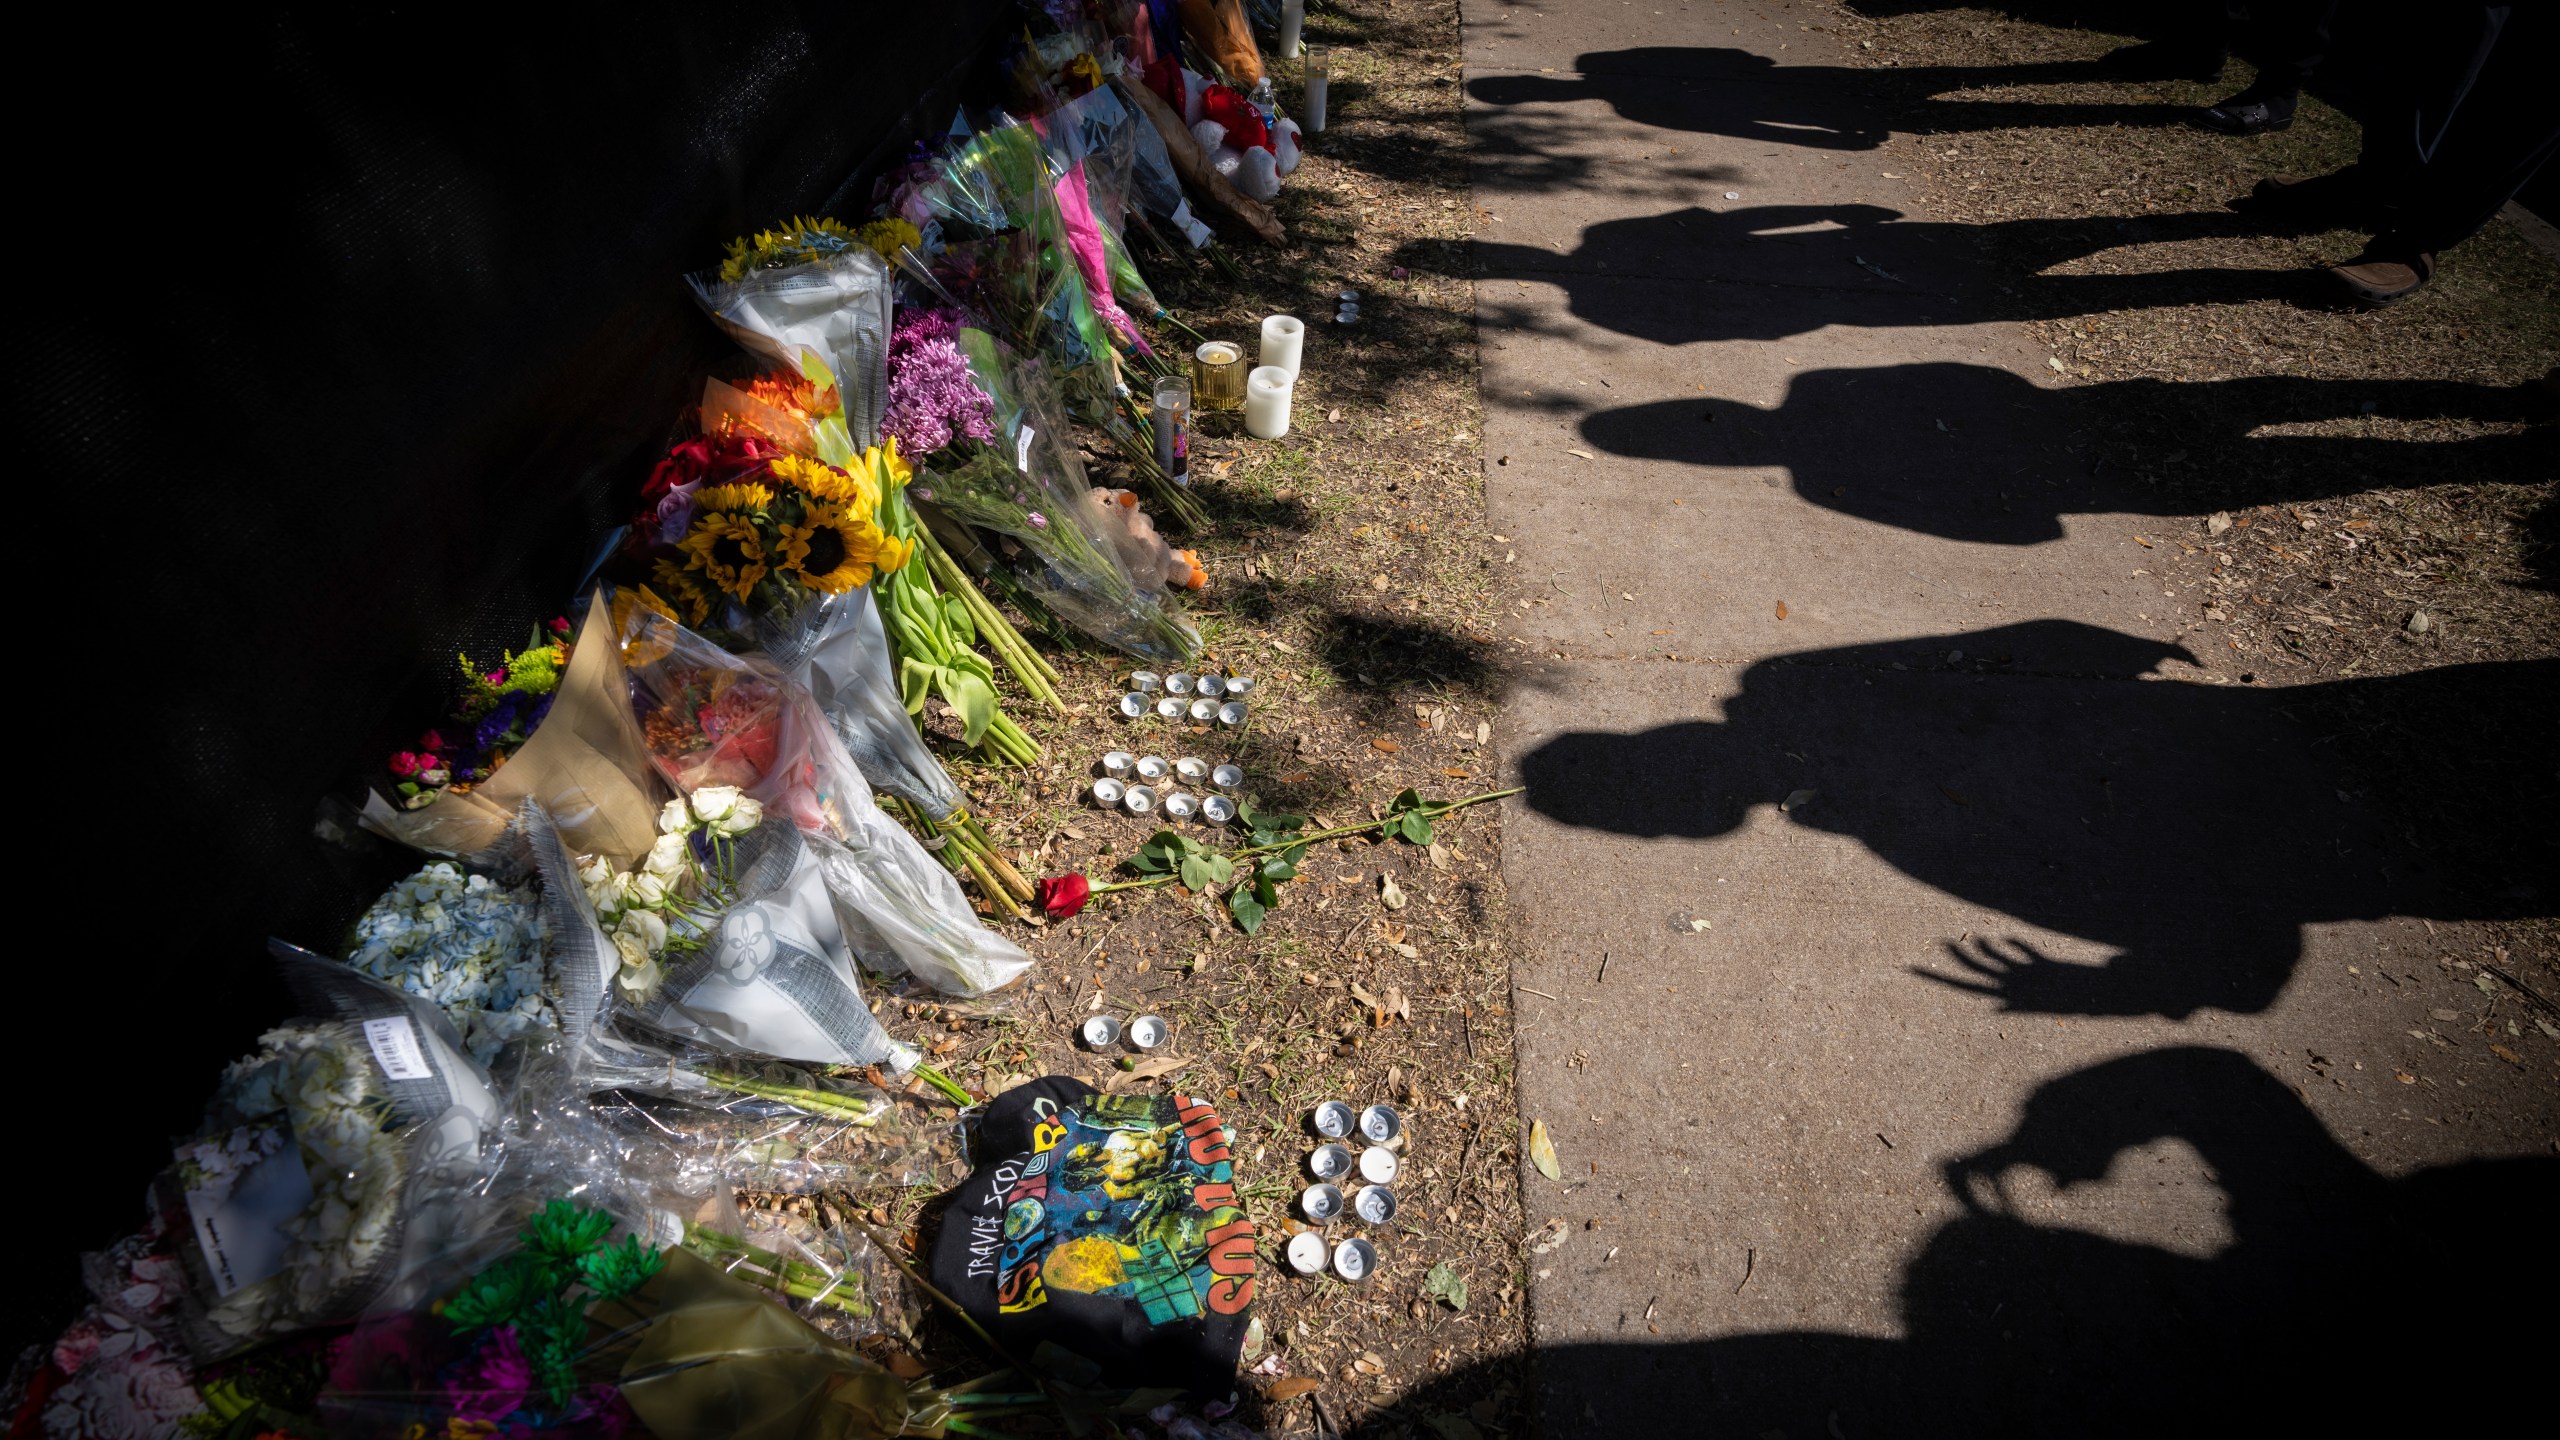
[932,1078,1256,1395]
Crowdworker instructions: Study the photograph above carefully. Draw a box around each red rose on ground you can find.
[1034,873,1091,920]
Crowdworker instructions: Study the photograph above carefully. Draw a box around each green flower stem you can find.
[955,844,1023,921]
[682,1225,874,1317]
[961,815,1034,903]
[911,1063,974,1107]
[945,1394,1046,1407]
[697,1071,885,1124]
[1155,309,1208,347]
[918,526,1064,709]
[1087,788,1524,897]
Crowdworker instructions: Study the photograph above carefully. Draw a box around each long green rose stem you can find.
[697,1071,885,1124]
[1088,788,1524,897]
[910,1063,974,1107]
[888,797,1027,919]
[683,1224,876,1318]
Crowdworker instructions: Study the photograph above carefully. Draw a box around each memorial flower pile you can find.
[630,440,912,632]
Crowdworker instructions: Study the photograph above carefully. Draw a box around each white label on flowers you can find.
[1017,424,1036,474]
[182,1125,312,1297]
[362,1016,435,1081]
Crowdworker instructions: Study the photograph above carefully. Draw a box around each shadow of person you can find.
[1445,205,2299,346]
[1517,619,2557,1017]
[1578,362,2557,544]
[1353,1046,2556,1437]
[1467,46,2190,154]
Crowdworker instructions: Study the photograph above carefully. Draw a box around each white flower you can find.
[660,797,697,835]
[344,864,548,1065]
[625,872,667,908]
[710,795,764,837]
[616,951,663,1000]
[616,908,668,954]
[579,854,617,893]
[611,928,650,974]
[645,831,690,879]
[689,785,741,823]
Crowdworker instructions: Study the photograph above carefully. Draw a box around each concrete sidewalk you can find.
[1463,2,2557,1433]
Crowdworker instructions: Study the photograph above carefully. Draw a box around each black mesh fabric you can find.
[10,2,1010,1352]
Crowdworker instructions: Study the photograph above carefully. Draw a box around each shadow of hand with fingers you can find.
[1579,362,2558,544]
[1352,1045,2556,1437]
[1469,47,2191,153]
[1442,204,2298,345]
[1519,619,2557,1018]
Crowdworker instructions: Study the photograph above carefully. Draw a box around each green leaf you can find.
[897,658,933,715]
[1130,848,1172,875]
[1253,871,1280,908]
[1202,853,1234,888]
[1179,853,1216,891]
[1259,856,1297,883]
[1228,884,1267,934]
[942,593,976,646]
[1400,811,1435,845]
[1528,1119,1562,1182]
[1424,1261,1469,1312]
[937,670,998,747]
[1391,788,1426,815]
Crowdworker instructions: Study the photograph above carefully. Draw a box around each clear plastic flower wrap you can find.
[615,598,1034,1000]
[156,946,500,1365]
[687,234,894,447]
[318,1191,946,1440]
[761,586,966,821]
[911,322,1198,661]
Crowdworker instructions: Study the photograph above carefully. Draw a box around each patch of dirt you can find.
[1831,5,2560,1030]
[783,2,1532,1433]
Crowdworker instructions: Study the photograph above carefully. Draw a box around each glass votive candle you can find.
[1193,341,1247,411]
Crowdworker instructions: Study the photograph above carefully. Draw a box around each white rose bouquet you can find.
[574,786,763,1005]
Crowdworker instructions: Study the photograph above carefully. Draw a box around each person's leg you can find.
[2334,7,2551,304]
[2098,1,2234,83]
[2196,0,2341,136]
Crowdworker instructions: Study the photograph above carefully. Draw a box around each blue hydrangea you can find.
[345,863,549,1063]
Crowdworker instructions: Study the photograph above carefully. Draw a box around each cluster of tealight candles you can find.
[1115,669,1253,727]
[1091,750,1246,824]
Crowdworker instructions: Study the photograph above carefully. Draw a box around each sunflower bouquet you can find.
[633,442,914,639]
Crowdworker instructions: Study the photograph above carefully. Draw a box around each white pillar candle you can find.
[1258,314,1305,376]
[1279,0,1305,59]
[1245,365,1295,440]
[1304,46,1329,132]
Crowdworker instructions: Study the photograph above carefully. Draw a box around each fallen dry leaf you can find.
[1528,1119,1563,1180]
[1527,1217,1570,1254]
[1380,876,1409,910]
[1442,767,1471,778]
[2490,1043,2524,1065]
[1774,600,1790,620]
[1102,1054,1194,1094]
[2133,535,2153,548]
[2394,1069,2416,1085]
[1267,1378,1321,1401]
[1372,738,1402,753]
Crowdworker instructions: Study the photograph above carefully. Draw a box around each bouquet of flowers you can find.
[631,441,912,641]
[29,1221,207,1440]
[163,1022,409,1360]
[342,863,549,1066]
[384,619,573,812]
[912,321,1199,661]
[687,217,897,446]
[571,785,762,1006]
[359,591,665,869]
[318,1198,951,1440]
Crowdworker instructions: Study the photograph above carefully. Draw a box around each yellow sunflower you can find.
[779,501,911,594]
[717,215,863,283]
[614,584,684,666]
[692,482,774,515]
[677,511,769,601]
[768,454,878,515]
[647,559,714,626]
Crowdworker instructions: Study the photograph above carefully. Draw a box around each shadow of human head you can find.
[1578,363,2557,544]
[1519,620,2558,1017]
[1329,1045,2558,1437]
[1469,47,1887,151]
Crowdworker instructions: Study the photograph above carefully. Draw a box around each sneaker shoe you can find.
[2194,90,2297,135]
[2329,250,2435,307]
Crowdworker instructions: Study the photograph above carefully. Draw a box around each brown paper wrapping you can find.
[589,1249,945,1440]
[359,590,663,866]
[1116,79,1286,244]
[1178,0,1265,88]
